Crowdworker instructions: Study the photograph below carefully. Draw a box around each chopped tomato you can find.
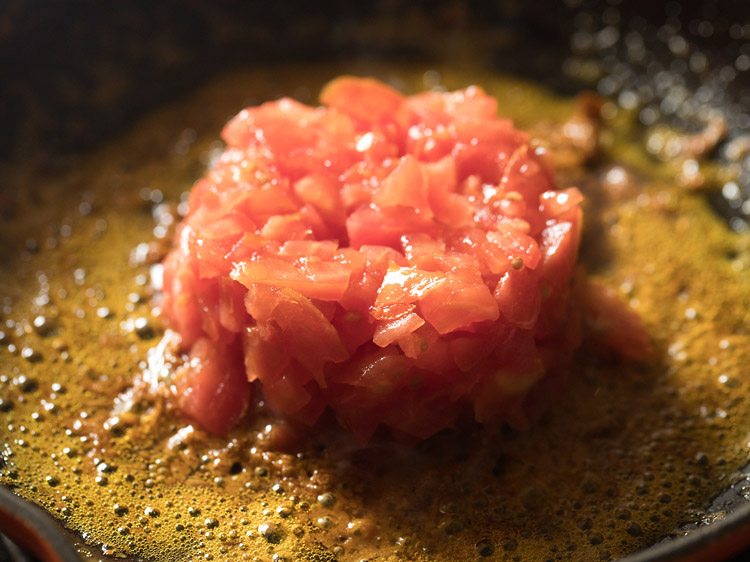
[232,255,352,301]
[162,76,589,441]
[346,205,438,249]
[175,337,250,435]
[321,76,405,128]
[372,155,432,218]
[293,173,346,231]
[244,285,349,384]
[494,267,542,329]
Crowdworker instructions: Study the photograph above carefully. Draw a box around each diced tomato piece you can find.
[448,324,512,373]
[397,324,453,374]
[161,250,204,348]
[423,156,474,228]
[487,223,542,270]
[406,123,455,162]
[230,182,299,226]
[293,173,346,229]
[261,365,314,416]
[539,213,582,287]
[245,285,349,384]
[321,76,405,127]
[222,98,317,149]
[494,267,541,329]
[373,312,425,348]
[346,205,438,250]
[372,265,498,334]
[405,86,498,124]
[540,187,584,219]
[337,245,405,313]
[332,308,375,354]
[472,331,544,426]
[279,239,339,259]
[417,272,499,334]
[222,99,359,178]
[242,325,287,382]
[217,278,247,333]
[500,145,554,208]
[232,255,351,301]
[176,337,250,435]
[327,347,414,441]
[260,213,313,241]
[372,155,432,218]
[354,130,400,162]
[400,233,447,271]
[533,212,582,340]
[189,213,257,277]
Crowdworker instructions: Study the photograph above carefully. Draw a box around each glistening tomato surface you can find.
[161,76,584,441]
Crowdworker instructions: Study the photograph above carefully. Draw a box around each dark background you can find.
[1,0,746,157]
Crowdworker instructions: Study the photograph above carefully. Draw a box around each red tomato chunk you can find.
[161,76,584,440]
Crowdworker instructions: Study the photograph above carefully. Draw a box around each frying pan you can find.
[1,1,749,560]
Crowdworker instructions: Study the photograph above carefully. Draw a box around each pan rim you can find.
[622,501,750,562]
[2,483,750,561]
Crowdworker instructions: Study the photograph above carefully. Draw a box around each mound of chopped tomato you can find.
[161,76,584,441]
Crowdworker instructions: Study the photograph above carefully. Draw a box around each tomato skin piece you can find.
[175,337,251,435]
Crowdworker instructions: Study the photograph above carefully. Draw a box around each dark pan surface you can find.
[0,487,80,562]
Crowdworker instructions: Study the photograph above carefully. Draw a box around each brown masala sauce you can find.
[1,63,750,562]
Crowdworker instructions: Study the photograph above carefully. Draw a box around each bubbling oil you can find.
[1,63,750,562]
